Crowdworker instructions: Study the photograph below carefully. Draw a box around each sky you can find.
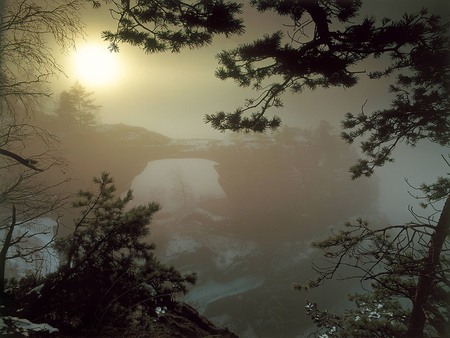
[49,0,449,223]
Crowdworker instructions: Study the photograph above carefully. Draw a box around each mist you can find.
[17,114,445,336]
[2,0,449,336]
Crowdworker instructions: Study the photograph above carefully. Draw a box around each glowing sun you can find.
[73,44,120,87]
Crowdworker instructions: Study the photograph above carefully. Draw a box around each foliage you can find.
[14,173,196,334]
[168,1,449,336]
[203,1,449,180]
[205,1,448,129]
[305,291,408,338]
[92,1,449,175]
[416,174,450,209]
[54,82,101,128]
[296,179,450,337]
[95,0,245,53]
[340,19,449,178]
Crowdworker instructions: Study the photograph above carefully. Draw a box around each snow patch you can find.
[165,233,202,259]
[0,316,59,336]
[210,236,258,270]
[164,232,258,270]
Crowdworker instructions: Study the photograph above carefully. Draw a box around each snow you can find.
[173,139,214,151]
[0,316,59,336]
[165,233,202,259]
[130,158,226,213]
[163,231,259,270]
[210,236,258,270]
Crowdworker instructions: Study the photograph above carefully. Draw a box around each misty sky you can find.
[50,0,449,223]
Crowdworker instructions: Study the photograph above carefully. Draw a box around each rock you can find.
[156,303,239,338]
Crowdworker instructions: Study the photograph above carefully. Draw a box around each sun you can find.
[72,43,120,87]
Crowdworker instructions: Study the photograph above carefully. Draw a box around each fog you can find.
[19,118,444,336]
[4,0,448,336]
[48,0,447,224]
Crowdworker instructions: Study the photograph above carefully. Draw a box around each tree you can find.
[100,0,448,177]
[201,2,448,336]
[245,3,450,335]
[0,103,71,310]
[294,118,449,336]
[0,112,71,313]
[96,0,245,53]
[55,82,101,128]
[299,191,449,337]
[0,204,63,298]
[0,0,83,170]
[100,1,448,336]
[204,1,448,141]
[0,0,83,112]
[14,173,196,334]
[0,0,83,310]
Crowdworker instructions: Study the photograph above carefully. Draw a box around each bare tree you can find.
[0,0,85,303]
[0,110,72,299]
[0,0,82,170]
[173,165,192,211]
[0,0,83,116]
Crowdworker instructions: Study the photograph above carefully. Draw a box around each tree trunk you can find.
[405,195,450,337]
[0,205,16,297]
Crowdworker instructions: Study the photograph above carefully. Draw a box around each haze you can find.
[4,0,448,336]
[49,0,447,223]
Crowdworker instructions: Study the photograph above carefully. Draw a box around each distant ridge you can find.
[93,123,171,145]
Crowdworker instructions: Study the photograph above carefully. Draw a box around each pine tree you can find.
[97,0,245,53]
[204,0,448,144]
[17,173,196,334]
[297,180,450,337]
[55,82,101,128]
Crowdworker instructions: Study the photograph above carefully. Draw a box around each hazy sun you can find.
[73,44,120,87]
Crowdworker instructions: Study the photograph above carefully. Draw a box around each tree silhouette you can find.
[16,173,196,334]
[0,0,81,309]
[0,0,82,112]
[301,185,449,337]
[87,1,448,177]
[0,0,82,170]
[204,1,448,144]
[55,82,101,128]
[94,0,245,53]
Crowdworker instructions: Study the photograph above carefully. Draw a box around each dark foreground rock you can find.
[23,303,238,338]
[154,303,239,338]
